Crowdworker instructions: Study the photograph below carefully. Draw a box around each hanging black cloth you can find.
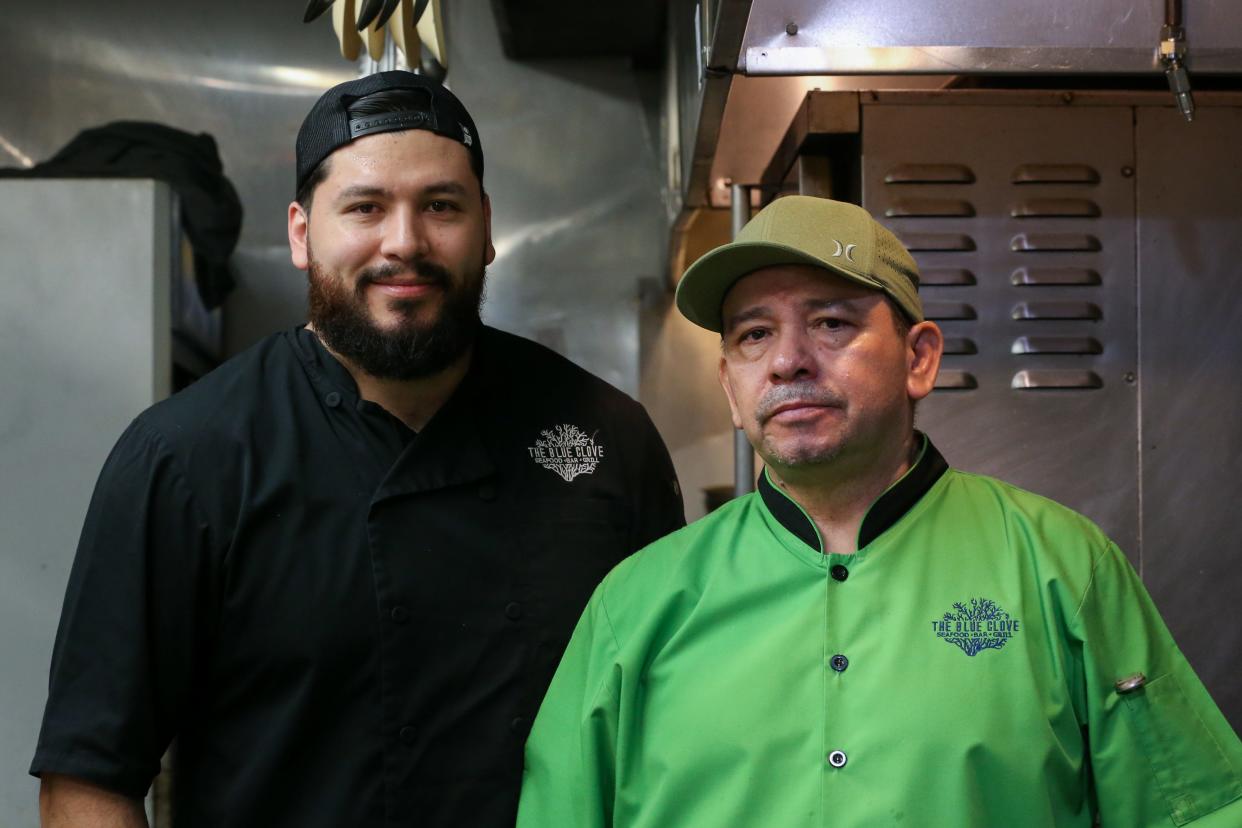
[0,121,242,309]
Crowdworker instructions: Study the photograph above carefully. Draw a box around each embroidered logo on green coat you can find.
[932,598,1021,656]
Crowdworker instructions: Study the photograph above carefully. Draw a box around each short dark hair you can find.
[295,156,331,212]
[295,88,485,213]
[886,296,913,340]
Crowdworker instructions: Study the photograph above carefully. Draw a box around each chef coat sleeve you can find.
[629,408,685,550]
[518,587,623,828]
[1075,541,1242,826]
[29,419,218,799]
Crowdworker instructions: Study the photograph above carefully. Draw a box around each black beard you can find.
[307,256,485,380]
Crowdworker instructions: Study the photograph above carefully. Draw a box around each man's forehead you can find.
[722,265,880,314]
[321,130,478,193]
[331,128,473,169]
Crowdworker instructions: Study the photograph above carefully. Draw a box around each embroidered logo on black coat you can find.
[527,424,604,482]
[932,598,1020,657]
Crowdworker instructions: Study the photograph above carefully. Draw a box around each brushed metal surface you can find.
[0,0,358,358]
[446,0,669,394]
[1135,105,1242,732]
[742,0,1242,74]
[0,180,173,826]
[0,0,668,394]
[863,104,1140,557]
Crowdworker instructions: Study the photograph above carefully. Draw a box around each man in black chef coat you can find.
[31,70,684,828]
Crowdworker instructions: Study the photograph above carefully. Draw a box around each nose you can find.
[379,205,430,262]
[768,330,817,382]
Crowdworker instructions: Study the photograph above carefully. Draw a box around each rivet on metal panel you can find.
[1061,92,1074,104]
[785,22,798,36]
[1124,371,1137,383]
[1121,166,1135,178]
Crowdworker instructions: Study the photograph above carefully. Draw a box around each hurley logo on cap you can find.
[830,239,858,263]
[460,124,473,147]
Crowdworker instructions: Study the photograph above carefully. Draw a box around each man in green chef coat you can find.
[516,196,1242,827]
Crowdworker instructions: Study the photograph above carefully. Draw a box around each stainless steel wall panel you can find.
[862,105,1141,556]
[0,180,173,826]
[0,0,358,357]
[0,0,669,389]
[1135,105,1242,731]
[742,0,1242,74]
[447,3,669,394]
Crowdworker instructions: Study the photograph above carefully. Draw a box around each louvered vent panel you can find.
[865,128,1123,395]
[860,103,1137,551]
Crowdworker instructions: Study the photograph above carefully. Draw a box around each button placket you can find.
[825,562,852,780]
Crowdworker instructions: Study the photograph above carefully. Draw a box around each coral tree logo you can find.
[933,598,1020,657]
[528,424,604,483]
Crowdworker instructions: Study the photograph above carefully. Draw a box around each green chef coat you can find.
[518,437,1242,827]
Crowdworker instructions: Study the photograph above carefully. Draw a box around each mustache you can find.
[354,258,453,294]
[756,383,846,422]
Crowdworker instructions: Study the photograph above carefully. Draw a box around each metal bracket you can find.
[1159,24,1195,122]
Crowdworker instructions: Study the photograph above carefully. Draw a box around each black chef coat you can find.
[31,325,685,827]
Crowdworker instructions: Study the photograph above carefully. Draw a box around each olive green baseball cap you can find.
[675,196,924,331]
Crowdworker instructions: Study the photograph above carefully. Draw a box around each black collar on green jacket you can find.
[757,434,949,553]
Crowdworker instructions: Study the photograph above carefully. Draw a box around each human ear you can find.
[906,321,944,402]
[288,201,310,271]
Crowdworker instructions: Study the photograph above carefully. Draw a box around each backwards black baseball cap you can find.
[295,70,483,194]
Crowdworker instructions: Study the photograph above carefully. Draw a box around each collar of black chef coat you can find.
[757,433,949,553]
[371,325,498,501]
[294,326,415,440]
